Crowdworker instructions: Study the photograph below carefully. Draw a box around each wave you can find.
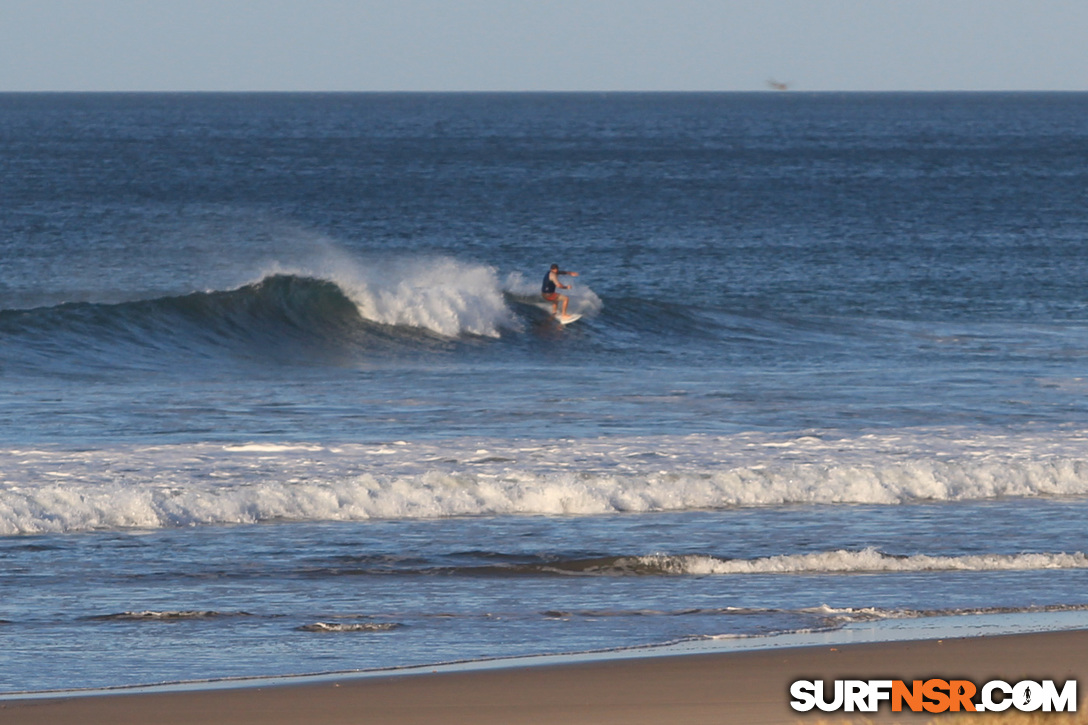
[570,550,1088,576]
[288,549,1088,578]
[4,430,1088,534]
[83,611,254,621]
[296,622,403,633]
[10,459,1088,535]
[0,253,867,374]
[0,275,374,370]
[0,258,526,371]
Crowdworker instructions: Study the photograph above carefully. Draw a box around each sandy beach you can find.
[3,630,1085,725]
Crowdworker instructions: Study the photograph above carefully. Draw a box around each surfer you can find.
[542,263,579,317]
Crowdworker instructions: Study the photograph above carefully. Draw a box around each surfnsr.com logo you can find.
[790,679,1077,713]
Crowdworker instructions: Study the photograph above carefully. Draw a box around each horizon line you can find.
[1,88,1085,95]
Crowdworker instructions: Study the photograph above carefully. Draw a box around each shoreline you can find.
[3,627,1086,724]
[5,608,1088,701]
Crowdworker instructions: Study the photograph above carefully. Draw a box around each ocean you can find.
[3,92,1088,693]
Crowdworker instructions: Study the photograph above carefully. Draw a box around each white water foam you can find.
[297,622,402,633]
[623,549,1088,576]
[88,611,252,621]
[4,428,1088,535]
[262,253,518,337]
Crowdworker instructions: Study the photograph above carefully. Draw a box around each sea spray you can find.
[261,255,518,337]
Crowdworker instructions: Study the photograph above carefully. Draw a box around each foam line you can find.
[621,550,1088,576]
[265,256,519,337]
[5,429,1088,534]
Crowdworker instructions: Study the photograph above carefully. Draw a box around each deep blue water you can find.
[3,93,1088,692]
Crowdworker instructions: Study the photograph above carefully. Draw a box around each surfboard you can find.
[555,312,582,325]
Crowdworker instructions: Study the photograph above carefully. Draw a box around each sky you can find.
[0,0,1085,92]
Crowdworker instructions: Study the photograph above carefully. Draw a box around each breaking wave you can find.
[83,611,254,621]
[282,550,1088,578]
[4,429,1088,535]
[296,622,403,633]
[0,256,536,373]
[572,550,1088,576]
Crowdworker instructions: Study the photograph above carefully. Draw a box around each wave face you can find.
[0,258,526,372]
[2,275,362,366]
[1,255,818,378]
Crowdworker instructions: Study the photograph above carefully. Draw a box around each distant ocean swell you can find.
[4,433,1088,535]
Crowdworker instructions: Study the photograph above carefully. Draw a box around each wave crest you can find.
[83,611,253,621]
[296,622,402,633]
[622,549,1088,576]
[325,258,516,337]
[1,257,534,373]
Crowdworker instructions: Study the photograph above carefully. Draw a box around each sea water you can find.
[3,92,1088,693]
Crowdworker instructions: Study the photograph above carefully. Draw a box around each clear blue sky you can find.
[1,0,1085,92]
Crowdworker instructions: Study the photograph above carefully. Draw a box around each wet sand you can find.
[3,630,1085,724]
